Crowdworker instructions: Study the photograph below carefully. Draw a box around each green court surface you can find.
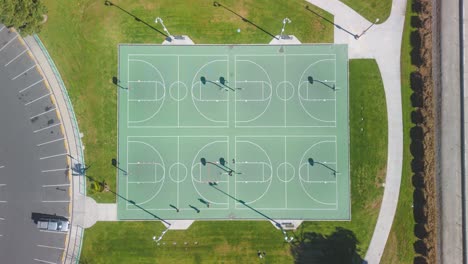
[117,44,349,220]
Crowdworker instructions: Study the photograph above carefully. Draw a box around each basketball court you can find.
[117,44,350,220]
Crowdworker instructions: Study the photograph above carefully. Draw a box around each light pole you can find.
[153,223,171,243]
[155,17,173,40]
[358,18,379,39]
[280,18,291,39]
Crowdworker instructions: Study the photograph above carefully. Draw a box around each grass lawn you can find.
[80,59,387,263]
[339,0,392,23]
[39,0,333,203]
[380,1,417,263]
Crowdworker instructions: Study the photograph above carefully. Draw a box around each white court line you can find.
[20,79,44,93]
[37,244,65,250]
[40,153,68,160]
[41,200,70,203]
[12,64,36,80]
[41,168,67,173]
[37,138,64,146]
[42,184,70,187]
[25,92,51,105]
[4,49,27,67]
[0,35,18,52]
[33,123,61,133]
[30,107,56,120]
[34,258,57,264]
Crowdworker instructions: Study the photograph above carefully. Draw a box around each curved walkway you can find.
[306,0,406,263]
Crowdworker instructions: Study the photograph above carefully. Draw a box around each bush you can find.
[0,0,47,36]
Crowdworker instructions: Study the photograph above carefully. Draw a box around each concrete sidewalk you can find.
[306,1,406,263]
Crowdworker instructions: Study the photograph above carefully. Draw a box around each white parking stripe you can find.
[0,166,4,169]
[12,64,35,80]
[20,78,44,93]
[37,244,65,250]
[39,153,68,160]
[41,168,67,173]
[4,49,27,67]
[33,259,57,264]
[42,184,70,187]
[41,200,70,203]
[37,138,64,146]
[0,35,18,52]
[33,123,61,133]
[25,92,51,105]
[30,107,56,119]
[39,230,67,235]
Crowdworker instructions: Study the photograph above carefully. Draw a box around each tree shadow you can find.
[290,226,363,264]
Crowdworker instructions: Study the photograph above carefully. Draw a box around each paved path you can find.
[306,1,406,263]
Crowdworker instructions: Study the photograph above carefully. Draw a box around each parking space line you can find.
[20,78,44,93]
[0,26,5,32]
[0,201,7,203]
[37,244,65,250]
[37,138,65,147]
[34,123,61,133]
[41,168,67,173]
[39,230,67,235]
[0,35,18,52]
[33,258,57,264]
[12,64,35,80]
[41,200,70,203]
[0,217,4,220]
[39,153,68,160]
[4,49,27,67]
[0,166,4,169]
[30,107,56,119]
[25,92,51,105]
[42,184,70,187]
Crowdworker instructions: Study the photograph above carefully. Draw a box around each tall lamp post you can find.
[280,18,291,39]
[155,17,173,40]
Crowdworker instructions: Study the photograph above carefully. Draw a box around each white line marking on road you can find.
[0,166,4,169]
[0,234,3,237]
[37,138,64,146]
[30,107,56,119]
[0,35,18,52]
[25,92,51,105]
[37,244,65,250]
[0,217,4,220]
[0,184,5,186]
[34,258,57,264]
[20,79,44,93]
[0,26,5,32]
[33,123,61,133]
[0,201,7,203]
[4,49,27,67]
[41,168,67,173]
[40,153,68,160]
[42,184,70,187]
[12,64,35,80]
[41,200,70,203]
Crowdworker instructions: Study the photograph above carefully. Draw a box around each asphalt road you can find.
[0,26,70,264]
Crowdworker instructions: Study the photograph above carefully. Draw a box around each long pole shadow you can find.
[201,158,231,174]
[308,158,337,175]
[208,182,282,228]
[308,76,335,91]
[112,77,128,90]
[104,1,170,40]
[213,1,279,40]
[304,5,359,40]
[86,175,171,225]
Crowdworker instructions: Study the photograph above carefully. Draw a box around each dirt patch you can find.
[408,0,437,263]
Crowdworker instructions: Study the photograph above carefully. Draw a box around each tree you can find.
[0,0,47,36]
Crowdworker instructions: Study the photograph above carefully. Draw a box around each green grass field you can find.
[339,0,392,23]
[40,0,333,203]
[380,1,417,263]
[80,59,387,263]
